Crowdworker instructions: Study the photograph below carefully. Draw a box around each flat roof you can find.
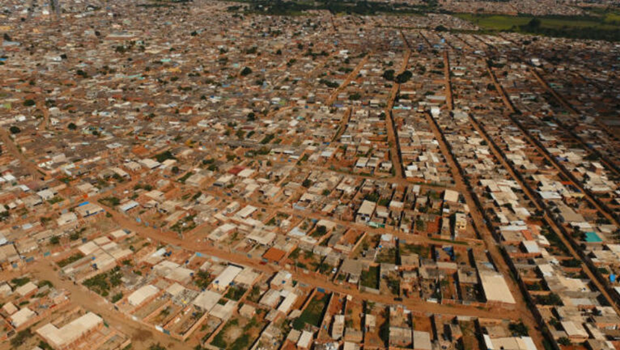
[479,271,516,304]
[37,312,103,348]
[128,285,159,306]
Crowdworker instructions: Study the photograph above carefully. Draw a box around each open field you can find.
[454,12,620,40]
[453,13,619,30]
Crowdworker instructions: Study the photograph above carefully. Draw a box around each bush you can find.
[11,277,30,287]
[57,253,84,268]
[11,329,32,347]
[9,126,21,134]
[260,134,275,144]
[509,321,528,336]
[112,292,124,303]
[348,92,361,101]
[224,286,247,301]
[557,337,571,346]
[99,196,120,206]
[536,293,562,306]
[319,79,339,88]
[154,150,176,163]
[561,258,581,268]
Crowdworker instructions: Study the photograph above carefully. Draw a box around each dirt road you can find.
[0,128,46,181]
[384,49,410,180]
[99,201,521,320]
[423,111,545,350]
[28,261,187,350]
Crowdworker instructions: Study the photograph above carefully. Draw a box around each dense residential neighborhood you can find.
[1,0,620,349]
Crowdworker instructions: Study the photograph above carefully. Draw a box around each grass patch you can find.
[170,214,196,233]
[401,243,430,259]
[361,266,380,289]
[292,294,328,330]
[211,319,239,348]
[454,13,620,41]
[376,247,397,264]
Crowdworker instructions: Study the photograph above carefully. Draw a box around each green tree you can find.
[527,17,541,29]
[240,67,252,76]
[509,321,528,336]
[11,329,32,347]
[9,126,21,134]
[382,69,395,81]
[348,92,361,100]
[395,71,413,84]
[557,337,571,346]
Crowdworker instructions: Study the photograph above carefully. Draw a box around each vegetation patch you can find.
[83,266,123,297]
[224,286,247,301]
[361,266,380,289]
[292,293,328,330]
[57,253,85,268]
[454,13,620,41]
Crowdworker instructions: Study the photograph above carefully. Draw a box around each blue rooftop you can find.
[585,231,602,243]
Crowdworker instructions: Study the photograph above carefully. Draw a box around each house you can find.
[332,315,345,340]
[211,265,243,292]
[36,312,104,349]
[356,200,376,223]
[74,202,105,217]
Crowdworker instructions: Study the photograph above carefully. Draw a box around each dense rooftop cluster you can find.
[1,0,620,350]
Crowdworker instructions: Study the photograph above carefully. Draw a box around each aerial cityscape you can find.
[0,0,619,349]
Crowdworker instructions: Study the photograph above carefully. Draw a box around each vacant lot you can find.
[293,293,328,330]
